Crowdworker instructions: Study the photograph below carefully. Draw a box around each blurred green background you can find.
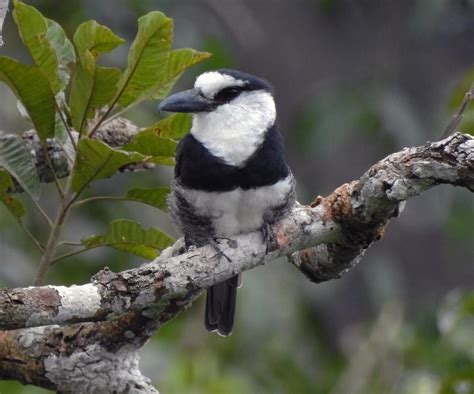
[0,0,473,393]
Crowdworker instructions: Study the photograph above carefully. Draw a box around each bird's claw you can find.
[208,237,232,262]
[261,223,273,254]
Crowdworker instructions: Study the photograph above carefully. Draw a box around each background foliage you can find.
[0,0,473,393]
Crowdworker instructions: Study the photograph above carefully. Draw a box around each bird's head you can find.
[159,70,277,165]
[158,69,275,118]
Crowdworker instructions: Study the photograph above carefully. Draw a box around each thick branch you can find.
[0,132,472,392]
[0,133,472,331]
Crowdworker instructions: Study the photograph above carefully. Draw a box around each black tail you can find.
[205,275,240,336]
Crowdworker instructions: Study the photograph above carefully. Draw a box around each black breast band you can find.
[175,125,289,192]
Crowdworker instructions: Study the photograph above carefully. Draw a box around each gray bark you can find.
[0,132,472,392]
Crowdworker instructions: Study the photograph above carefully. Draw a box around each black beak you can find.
[158,89,215,113]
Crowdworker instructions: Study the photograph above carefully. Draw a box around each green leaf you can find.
[125,187,169,211]
[12,0,60,93]
[123,130,177,165]
[69,65,121,132]
[81,219,174,259]
[72,139,145,192]
[89,67,122,108]
[0,170,26,218]
[45,19,76,90]
[141,113,192,140]
[0,57,56,141]
[73,20,125,65]
[0,133,41,200]
[117,11,174,107]
[148,48,211,101]
[70,21,124,133]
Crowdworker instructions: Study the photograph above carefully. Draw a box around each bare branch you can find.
[441,82,474,139]
[0,132,471,331]
[0,132,471,392]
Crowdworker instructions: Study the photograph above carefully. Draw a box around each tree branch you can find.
[0,132,472,392]
[4,117,151,194]
[1,132,472,330]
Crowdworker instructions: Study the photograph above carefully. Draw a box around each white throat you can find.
[190,90,276,167]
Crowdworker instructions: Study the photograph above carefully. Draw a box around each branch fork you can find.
[0,132,472,392]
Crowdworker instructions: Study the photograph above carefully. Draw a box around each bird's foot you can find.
[260,223,274,254]
[208,237,232,262]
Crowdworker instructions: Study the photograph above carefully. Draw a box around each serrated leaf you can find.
[149,48,211,100]
[125,187,169,211]
[0,169,25,218]
[141,113,192,140]
[72,139,145,192]
[123,130,177,164]
[70,21,124,133]
[81,219,174,259]
[0,133,41,200]
[12,0,60,93]
[46,19,75,90]
[0,57,56,141]
[117,11,173,107]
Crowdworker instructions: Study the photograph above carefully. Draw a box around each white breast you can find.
[190,91,276,167]
[180,176,293,236]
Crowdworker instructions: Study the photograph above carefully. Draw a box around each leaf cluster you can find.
[0,1,210,278]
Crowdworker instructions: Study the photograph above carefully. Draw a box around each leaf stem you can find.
[50,244,100,265]
[43,145,64,199]
[58,240,83,247]
[15,219,44,253]
[99,100,141,127]
[72,195,130,208]
[31,198,53,228]
[55,99,77,150]
[87,83,128,138]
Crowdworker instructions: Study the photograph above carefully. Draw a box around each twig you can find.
[72,195,131,208]
[16,219,44,253]
[441,81,474,139]
[88,79,131,138]
[30,198,53,228]
[99,104,134,127]
[58,240,83,247]
[43,145,64,199]
[32,178,76,285]
[55,100,77,150]
[50,244,101,265]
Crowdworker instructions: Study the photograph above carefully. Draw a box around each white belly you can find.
[181,176,293,236]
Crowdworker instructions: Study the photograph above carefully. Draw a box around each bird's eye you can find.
[215,87,241,102]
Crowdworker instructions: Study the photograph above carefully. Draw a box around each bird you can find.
[159,69,296,336]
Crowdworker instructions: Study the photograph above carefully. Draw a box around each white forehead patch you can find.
[195,72,247,98]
